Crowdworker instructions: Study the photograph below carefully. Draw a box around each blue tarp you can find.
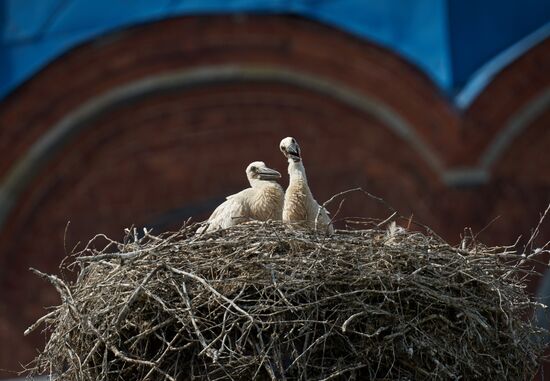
[0,0,548,101]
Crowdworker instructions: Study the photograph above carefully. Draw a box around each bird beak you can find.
[281,143,301,162]
[287,149,300,161]
[287,144,301,162]
[257,167,281,180]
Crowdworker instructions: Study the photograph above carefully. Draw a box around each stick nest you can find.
[28,221,547,380]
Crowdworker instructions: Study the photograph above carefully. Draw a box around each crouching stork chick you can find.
[197,161,284,233]
[279,137,334,234]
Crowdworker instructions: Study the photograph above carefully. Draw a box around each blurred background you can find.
[0,0,549,378]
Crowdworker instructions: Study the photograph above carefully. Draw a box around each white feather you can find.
[198,161,284,234]
[279,137,334,234]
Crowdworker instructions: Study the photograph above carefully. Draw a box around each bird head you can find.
[279,137,301,162]
[246,161,281,182]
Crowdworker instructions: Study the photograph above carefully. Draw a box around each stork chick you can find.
[279,137,334,234]
[197,161,284,233]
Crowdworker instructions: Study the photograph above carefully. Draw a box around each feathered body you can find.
[280,137,334,234]
[198,162,284,233]
[207,183,283,230]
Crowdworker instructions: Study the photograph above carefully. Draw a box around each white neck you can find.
[287,159,307,182]
[249,178,276,188]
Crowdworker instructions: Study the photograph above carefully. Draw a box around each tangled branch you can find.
[26,219,548,380]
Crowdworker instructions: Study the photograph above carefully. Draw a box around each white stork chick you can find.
[279,137,334,234]
[197,161,284,233]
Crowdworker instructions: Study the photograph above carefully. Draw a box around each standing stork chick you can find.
[279,137,334,234]
[197,161,284,233]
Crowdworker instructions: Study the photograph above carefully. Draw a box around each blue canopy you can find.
[1,0,549,104]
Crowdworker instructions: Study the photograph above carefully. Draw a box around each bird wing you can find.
[305,194,334,234]
[313,202,334,234]
[202,189,251,232]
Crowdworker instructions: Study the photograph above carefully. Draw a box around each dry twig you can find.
[26,219,548,380]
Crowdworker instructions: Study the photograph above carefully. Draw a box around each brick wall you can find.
[0,15,548,377]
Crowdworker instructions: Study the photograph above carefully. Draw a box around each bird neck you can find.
[287,159,307,182]
[249,178,278,189]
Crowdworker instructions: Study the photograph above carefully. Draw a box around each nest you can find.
[27,220,547,380]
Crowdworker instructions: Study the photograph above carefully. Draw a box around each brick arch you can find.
[447,37,550,249]
[478,88,550,170]
[0,65,449,231]
[0,15,459,181]
[461,37,550,164]
[0,15,459,374]
[464,106,550,250]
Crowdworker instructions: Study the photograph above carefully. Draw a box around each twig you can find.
[115,265,163,325]
[168,266,254,323]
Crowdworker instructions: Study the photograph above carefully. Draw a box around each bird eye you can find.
[250,166,257,171]
[291,139,296,144]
